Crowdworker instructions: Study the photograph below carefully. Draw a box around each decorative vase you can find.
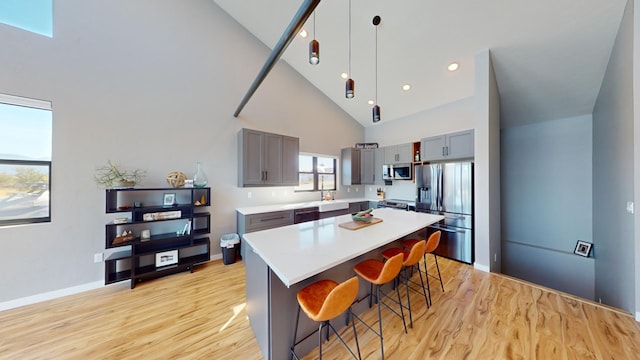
[193,162,208,188]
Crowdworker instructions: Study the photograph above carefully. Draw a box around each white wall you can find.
[362,97,476,203]
[364,96,476,146]
[0,0,364,303]
[472,49,501,271]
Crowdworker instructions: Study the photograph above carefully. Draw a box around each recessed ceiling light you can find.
[340,72,348,79]
[299,29,308,38]
[447,62,459,72]
[402,84,411,91]
[368,100,374,105]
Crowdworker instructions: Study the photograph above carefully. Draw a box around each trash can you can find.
[220,233,240,265]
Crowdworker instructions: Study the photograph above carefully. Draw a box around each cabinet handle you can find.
[442,147,445,156]
[260,216,286,222]
[445,146,449,156]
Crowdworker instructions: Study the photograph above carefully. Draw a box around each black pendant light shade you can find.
[373,104,380,122]
[309,39,319,64]
[309,11,319,65]
[346,78,354,98]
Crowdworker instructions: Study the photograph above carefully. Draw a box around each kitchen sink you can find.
[317,200,349,212]
[288,199,350,212]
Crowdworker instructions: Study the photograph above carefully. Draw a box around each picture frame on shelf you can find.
[574,240,592,257]
[155,249,178,267]
[163,193,176,206]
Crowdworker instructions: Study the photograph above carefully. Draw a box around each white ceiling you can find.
[213,0,628,128]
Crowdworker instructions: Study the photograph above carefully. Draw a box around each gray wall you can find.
[501,115,594,299]
[634,0,640,321]
[593,0,635,312]
[0,0,364,303]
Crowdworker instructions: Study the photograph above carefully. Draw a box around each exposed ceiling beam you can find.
[233,0,321,117]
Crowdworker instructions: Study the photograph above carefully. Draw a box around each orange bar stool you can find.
[352,253,405,360]
[380,239,427,328]
[290,276,361,360]
[403,231,444,307]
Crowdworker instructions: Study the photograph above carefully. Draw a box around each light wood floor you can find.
[1,257,639,359]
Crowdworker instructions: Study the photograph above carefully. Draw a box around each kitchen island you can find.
[242,208,443,359]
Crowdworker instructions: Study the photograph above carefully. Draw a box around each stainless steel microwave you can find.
[383,163,412,180]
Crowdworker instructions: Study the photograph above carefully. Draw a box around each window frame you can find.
[0,159,51,226]
[296,154,337,193]
[0,94,52,227]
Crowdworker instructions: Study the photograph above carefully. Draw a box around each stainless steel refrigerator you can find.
[415,162,473,264]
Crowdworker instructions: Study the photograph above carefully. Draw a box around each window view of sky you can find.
[0,102,52,160]
[0,0,52,37]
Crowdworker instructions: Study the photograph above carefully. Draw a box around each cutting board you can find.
[339,217,383,230]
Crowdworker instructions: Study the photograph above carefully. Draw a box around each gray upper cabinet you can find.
[341,147,361,185]
[343,147,382,185]
[239,128,299,187]
[281,136,299,185]
[360,148,375,184]
[384,143,413,164]
[374,147,385,185]
[421,129,474,161]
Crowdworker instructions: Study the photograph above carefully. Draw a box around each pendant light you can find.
[345,0,354,98]
[309,11,319,65]
[372,15,381,123]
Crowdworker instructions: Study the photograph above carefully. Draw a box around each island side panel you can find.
[267,243,403,359]
[244,242,270,358]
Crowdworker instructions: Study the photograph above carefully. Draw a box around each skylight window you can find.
[0,0,52,37]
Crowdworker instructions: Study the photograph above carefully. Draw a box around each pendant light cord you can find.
[375,21,378,104]
[313,11,316,40]
[348,0,352,77]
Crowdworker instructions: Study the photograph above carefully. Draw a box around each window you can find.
[0,94,52,226]
[297,154,337,192]
[0,0,53,37]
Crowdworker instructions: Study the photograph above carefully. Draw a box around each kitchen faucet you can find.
[320,189,334,201]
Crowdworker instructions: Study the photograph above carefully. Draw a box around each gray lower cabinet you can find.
[421,129,474,161]
[239,128,299,187]
[237,210,294,257]
[319,208,350,219]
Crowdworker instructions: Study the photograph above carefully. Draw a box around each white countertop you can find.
[242,208,443,287]
[236,197,376,215]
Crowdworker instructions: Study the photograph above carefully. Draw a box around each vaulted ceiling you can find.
[214,0,628,128]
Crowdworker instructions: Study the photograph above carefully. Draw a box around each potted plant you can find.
[94,160,146,188]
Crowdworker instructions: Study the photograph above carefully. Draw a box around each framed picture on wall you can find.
[574,240,593,257]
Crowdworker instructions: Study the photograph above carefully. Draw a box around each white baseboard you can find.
[210,253,222,261]
[0,280,104,312]
[474,262,490,273]
[636,311,640,322]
